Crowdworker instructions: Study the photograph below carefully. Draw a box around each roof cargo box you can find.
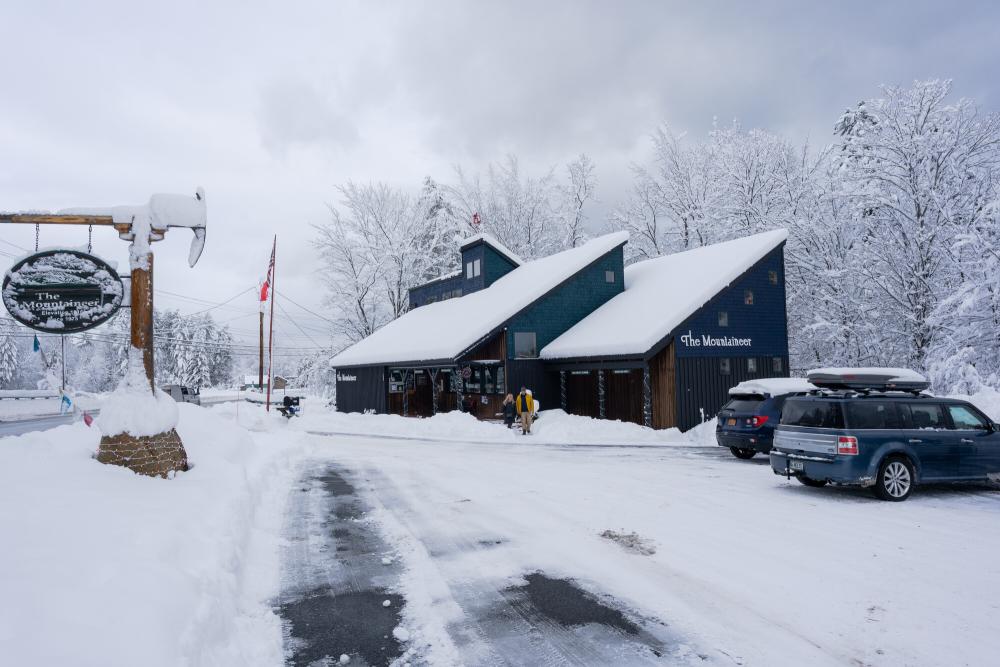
[806,367,930,393]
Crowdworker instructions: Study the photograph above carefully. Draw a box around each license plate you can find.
[727,418,737,426]
[790,460,804,472]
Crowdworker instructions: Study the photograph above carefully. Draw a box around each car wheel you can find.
[873,456,915,502]
[730,447,756,460]
[797,476,828,488]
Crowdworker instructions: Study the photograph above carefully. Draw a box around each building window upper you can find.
[720,358,731,375]
[768,269,779,285]
[514,332,538,359]
[772,357,783,373]
[605,270,615,283]
[718,311,729,327]
[744,289,754,305]
[747,358,757,373]
[466,259,481,279]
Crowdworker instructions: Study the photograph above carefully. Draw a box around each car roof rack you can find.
[806,369,930,395]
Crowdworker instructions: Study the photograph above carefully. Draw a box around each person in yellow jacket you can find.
[515,386,534,434]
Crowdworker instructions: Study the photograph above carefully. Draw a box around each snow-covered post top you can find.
[108,188,208,270]
[97,347,179,437]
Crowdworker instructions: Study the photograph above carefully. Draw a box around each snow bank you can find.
[296,405,696,446]
[97,348,178,436]
[0,403,301,666]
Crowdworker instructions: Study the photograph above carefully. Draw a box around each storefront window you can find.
[466,367,482,392]
[772,357,783,373]
[495,366,505,394]
[389,369,405,393]
[747,358,757,373]
[720,358,731,375]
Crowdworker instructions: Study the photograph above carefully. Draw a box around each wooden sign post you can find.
[1,190,207,477]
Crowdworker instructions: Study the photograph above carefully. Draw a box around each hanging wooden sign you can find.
[2,249,124,333]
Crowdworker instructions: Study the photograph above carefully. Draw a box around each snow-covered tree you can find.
[0,320,19,388]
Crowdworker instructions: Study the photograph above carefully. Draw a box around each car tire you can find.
[797,476,828,488]
[873,456,915,502]
[730,447,756,460]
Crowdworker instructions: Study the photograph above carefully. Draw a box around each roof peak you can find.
[459,232,523,266]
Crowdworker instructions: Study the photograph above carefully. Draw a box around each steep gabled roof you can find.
[460,233,523,266]
[331,232,628,368]
[540,229,788,360]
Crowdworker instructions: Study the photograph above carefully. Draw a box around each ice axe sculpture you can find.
[0,188,208,382]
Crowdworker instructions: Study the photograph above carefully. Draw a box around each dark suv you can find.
[770,386,1000,501]
[716,379,814,459]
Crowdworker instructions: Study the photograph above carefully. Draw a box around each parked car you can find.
[770,368,1000,501]
[160,384,201,406]
[716,378,815,459]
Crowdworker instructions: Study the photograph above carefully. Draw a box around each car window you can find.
[901,403,948,430]
[780,399,845,429]
[723,396,763,412]
[948,405,990,430]
[846,401,900,429]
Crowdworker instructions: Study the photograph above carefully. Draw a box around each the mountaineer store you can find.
[332,229,790,431]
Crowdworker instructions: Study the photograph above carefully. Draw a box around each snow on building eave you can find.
[460,233,523,266]
[330,232,628,369]
[540,229,789,360]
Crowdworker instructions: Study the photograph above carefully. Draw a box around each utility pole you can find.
[258,310,264,389]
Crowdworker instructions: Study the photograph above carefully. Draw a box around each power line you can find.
[184,286,255,316]
[274,289,335,324]
[277,302,324,348]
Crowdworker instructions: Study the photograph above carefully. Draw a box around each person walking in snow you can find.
[516,386,534,434]
[502,393,516,428]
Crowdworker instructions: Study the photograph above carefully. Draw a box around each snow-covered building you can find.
[332,229,790,430]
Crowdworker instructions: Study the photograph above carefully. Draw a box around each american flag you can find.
[260,241,276,302]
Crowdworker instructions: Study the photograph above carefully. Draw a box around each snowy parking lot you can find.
[280,426,1000,666]
[2,403,999,666]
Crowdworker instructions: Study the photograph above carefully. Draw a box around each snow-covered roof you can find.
[729,378,816,397]
[460,233,523,266]
[331,232,628,367]
[541,229,789,360]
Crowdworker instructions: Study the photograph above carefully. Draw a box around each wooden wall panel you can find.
[604,369,644,425]
[650,342,677,429]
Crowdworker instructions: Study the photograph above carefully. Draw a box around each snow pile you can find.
[97,348,178,436]
[295,404,695,446]
[729,377,815,396]
[542,229,788,359]
[948,385,1000,420]
[331,232,628,367]
[0,402,300,666]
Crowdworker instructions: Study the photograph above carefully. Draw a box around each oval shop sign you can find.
[2,249,125,334]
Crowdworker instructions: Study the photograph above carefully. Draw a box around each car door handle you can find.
[908,439,923,444]
[961,438,974,444]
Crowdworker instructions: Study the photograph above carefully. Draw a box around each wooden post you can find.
[131,253,155,389]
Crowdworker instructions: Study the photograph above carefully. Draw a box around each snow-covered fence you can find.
[0,390,61,400]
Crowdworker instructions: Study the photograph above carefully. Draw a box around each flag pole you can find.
[266,236,276,412]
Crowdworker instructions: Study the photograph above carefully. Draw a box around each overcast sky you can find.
[2,0,998,352]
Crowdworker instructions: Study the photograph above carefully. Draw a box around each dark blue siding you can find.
[672,246,788,359]
[506,246,625,358]
[483,244,518,286]
[408,274,463,308]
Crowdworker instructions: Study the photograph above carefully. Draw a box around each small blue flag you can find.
[60,394,72,414]
[33,335,40,352]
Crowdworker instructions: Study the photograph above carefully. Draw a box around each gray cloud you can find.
[1,0,998,349]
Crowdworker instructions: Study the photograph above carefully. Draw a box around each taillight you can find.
[837,436,859,455]
[749,415,769,428]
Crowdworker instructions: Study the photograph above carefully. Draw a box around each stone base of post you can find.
[97,430,189,478]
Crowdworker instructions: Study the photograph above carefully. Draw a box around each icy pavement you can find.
[276,461,680,666]
[275,432,1000,667]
